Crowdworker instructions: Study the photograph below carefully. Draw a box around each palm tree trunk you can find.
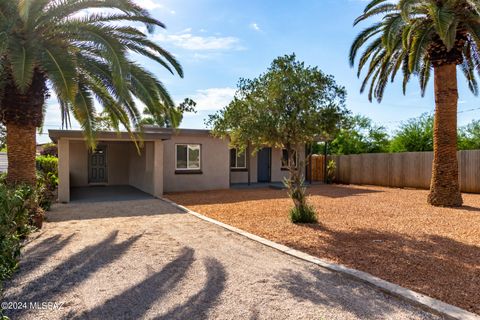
[6,122,37,185]
[428,63,462,207]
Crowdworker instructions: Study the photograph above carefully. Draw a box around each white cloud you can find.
[134,0,163,10]
[154,31,242,51]
[250,22,261,31]
[187,87,236,112]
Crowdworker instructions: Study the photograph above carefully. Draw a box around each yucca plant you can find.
[350,0,480,207]
[0,0,183,185]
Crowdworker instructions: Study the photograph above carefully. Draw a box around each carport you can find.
[49,130,172,203]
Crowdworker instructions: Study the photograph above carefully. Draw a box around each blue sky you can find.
[39,0,480,143]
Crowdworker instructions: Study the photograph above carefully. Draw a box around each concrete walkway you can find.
[3,198,440,320]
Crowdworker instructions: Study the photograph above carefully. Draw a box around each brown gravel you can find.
[166,184,480,315]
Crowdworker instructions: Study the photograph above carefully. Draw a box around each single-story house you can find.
[49,127,306,203]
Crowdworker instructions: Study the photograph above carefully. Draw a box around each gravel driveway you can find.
[3,197,441,320]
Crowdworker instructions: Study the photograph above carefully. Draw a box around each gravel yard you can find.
[166,184,480,315]
[3,195,440,319]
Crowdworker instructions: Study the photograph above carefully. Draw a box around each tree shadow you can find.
[74,247,195,319]
[5,231,141,318]
[276,267,403,319]
[153,257,226,320]
[166,184,382,206]
[17,234,75,276]
[283,225,480,314]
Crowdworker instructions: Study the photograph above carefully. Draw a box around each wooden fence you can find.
[310,150,480,193]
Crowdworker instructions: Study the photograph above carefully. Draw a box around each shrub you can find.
[289,204,317,223]
[0,185,36,285]
[326,160,336,184]
[36,172,58,211]
[36,155,58,176]
[40,143,58,157]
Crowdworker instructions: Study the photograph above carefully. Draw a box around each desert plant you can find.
[289,204,317,224]
[284,176,317,223]
[326,160,336,184]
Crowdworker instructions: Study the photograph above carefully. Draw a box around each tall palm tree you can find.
[350,0,480,207]
[0,0,183,185]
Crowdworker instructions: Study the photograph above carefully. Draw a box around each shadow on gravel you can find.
[6,231,141,319]
[276,267,400,319]
[73,248,226,320]
[153,257,226,320]
[167,184,381,206]
[284,224,480,315]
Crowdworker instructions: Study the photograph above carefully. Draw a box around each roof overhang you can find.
[48,129,173,143]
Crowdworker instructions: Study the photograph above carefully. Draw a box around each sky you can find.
[39,0,480,143]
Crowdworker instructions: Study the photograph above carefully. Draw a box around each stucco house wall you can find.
[69,141,130,187]
[163,132,230,193]
[229,147,306,184]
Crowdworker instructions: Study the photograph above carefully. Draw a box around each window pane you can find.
[230,149,237,168]
[281,149,289,167]
[188,144,200,169]
[236,151,246,168]
[176,145,187,169]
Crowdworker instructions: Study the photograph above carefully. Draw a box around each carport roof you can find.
[48,127,215,143]
[48,129,173,143]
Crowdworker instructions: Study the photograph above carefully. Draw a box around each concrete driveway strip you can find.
[3,198,441,320]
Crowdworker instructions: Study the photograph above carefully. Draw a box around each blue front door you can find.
[257,148,271,182]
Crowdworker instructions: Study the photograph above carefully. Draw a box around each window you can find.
[281,149,298,169]
[176,144,201,170]
[230,149,246,169]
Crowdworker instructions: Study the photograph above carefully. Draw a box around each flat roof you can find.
[48,127,214,143]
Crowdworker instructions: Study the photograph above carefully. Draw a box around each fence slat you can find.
[310,151,480,193]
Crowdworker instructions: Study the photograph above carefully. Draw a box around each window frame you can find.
[281,149,299,170]
[230,148,247,169]
[175,143,202,171]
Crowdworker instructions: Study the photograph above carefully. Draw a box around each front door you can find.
[89,146,107,184]
[257,148,271,183]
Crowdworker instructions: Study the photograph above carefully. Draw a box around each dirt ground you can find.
[2,197,439,320]
[166,184,480,315]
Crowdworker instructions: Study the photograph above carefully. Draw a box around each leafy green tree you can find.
[390,113,434,152]
[328,115,390,155]
[350,0,480,206]
[208,54,347,223]
[458,120,480,150]
[139,98,197,128]
[0,0,183,185]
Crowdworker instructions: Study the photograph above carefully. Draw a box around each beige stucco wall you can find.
[128,142,155,194]
[69,141,130,187]
[163,133,230,192]
[230,147,306,184]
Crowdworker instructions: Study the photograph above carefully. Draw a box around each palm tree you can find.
[0,0,183,185]
[350,0,480,207]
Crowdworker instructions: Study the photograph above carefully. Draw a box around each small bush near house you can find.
[285,176,318,223]
[326,160,336,184]
[35,155,58,212]
[36,155,58,176]
[0,184,36,286]
[40,143,58,157]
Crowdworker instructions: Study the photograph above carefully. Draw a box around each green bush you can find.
[39,143,58,157]
[35,155,58,211]
[326,160,336,184]
[0,185,36,285]
[289,204,317,223]
[36,155,58,176]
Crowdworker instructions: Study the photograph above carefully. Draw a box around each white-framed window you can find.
[281,149,298,169]
[230,148,247,169]
[176,144,201,170]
